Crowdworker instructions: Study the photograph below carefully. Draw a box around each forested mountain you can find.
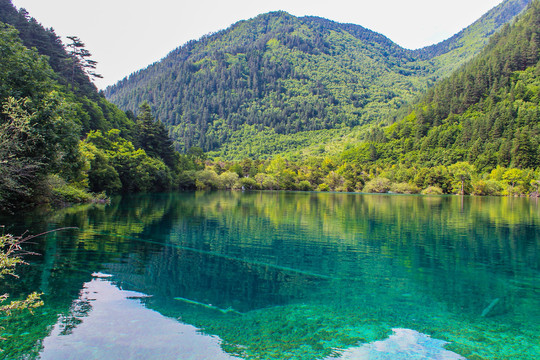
[181,1,540,197]
[105,0,531,159]
[343,0,540,172]
[417,0,531,77]
[0,0,94,94]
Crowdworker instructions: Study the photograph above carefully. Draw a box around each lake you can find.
[1,191,539,359]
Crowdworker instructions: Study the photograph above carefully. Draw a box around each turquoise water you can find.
[1,192,539,359]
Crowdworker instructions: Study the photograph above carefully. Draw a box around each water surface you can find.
[1,192,538,359]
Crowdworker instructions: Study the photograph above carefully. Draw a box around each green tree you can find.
[135,103,177,168]
[502,168,524,188]
[85,129,173,193]
[79,141,122,193]
[324,171,345,191]
[219,171,240,190]
[65,35,102,84]
[363,177,391,193]
[0,98,40,209]
[511,129,536,169]
[195,170,220,190]
[187,147,206,170]
[448,162,475,195]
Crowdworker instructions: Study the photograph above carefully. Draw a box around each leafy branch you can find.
[0,227,77,315]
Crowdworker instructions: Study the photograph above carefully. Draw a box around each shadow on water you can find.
[1,191,539,359]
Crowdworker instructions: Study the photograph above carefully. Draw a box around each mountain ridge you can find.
[105,0,532,159]
[343,0,540,172]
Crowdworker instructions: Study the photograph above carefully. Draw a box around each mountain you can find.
[417,0,531,77]
[106,11,422,156]
[105,0,531,159]
[343,0,540,171]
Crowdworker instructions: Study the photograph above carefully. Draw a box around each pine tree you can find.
[135,103,176,168]
[66,35,102,86]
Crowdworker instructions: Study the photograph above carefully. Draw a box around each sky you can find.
[10,0,504,89]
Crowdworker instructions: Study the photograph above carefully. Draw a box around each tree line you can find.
[178,156,540,197]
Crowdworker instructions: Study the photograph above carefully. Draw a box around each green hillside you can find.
[417,0,531,78]
[346,0,540,172]
[105,0,531,159]
[0,0,134,135]
[171,1,540,197]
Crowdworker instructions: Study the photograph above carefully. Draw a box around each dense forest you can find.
[105,0,531,158]
[0,0,200,213]
[174,0,540,197]
[343,0,540,172]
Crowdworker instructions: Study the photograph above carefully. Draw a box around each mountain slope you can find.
[416,0,530,78]
[105,0,531,159]
[0,0,95,94]
[106,12,422,154]
[343,0,540,171]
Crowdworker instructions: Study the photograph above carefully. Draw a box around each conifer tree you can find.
[135,103,176,168]
[66,35,102,85]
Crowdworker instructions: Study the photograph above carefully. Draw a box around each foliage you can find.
[472,179,503,196]
[421,186,444,195]
[82,129,175,193]
[391,182,421,194]
[186,155,540,198]
[338,0,540,179]
[65,35,102,83]
[0,1,134,134]
[47,174,99,205]
[0,1,191,211]
[135,103,177,168]
[1,0,539,214]
[0,27,83,209]
[0,231,43,317]
[195,170,220,190]
[363,177,392,193]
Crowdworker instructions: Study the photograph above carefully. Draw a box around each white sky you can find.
[10,0,504,89]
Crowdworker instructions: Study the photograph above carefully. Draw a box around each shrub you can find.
[298,180,313,191]
[47,175,92,204]
[363,177,391,193]
[195,170,220,190]
[317,183,330,192]
[324,171,345,191]
[218,171,239,190]
[391,182,421,194]
[254,173,278,190]
[503,185,527,197]
[177,170,197,190]
[472,179,503,196]
[421,186,444,195]
[52,185,93,204]
[239,177,258,190]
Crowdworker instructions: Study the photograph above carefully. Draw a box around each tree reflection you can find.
[1,191,538,359]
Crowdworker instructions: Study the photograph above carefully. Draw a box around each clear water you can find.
[1,192,538,359]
